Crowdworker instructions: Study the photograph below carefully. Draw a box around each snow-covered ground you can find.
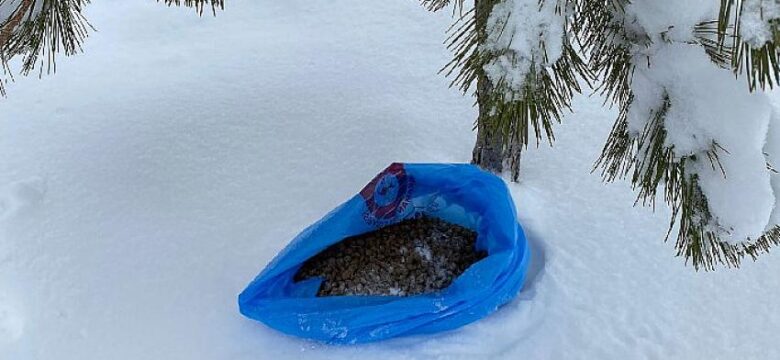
[2,1,780,359]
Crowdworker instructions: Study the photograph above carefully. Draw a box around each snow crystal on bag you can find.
[414,243,433,261]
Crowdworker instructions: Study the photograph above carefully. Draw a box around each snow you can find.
[622,2,777,243]
[765,98,780,229]
[414,242,433,262]
[740,0,780,48]
[482,0,564,95]
[631,42,774,242]
[484,0,780,244]
[2,1,780,359]
[0,2,14,21]
[0,1,22,20]
[624,1,717,42]
[0,293,24,348]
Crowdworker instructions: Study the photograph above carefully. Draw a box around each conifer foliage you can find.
[426,0,780,270]
[0,0,222,94]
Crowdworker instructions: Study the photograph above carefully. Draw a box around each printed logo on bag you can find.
[360,163,415,226]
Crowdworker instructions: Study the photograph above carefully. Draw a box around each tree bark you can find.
[472,73,504,173]
[0,0,35,48]
[470,0,509,176]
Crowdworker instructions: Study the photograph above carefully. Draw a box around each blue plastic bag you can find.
[238,163,530,344]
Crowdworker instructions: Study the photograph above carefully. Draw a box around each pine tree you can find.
[4,1,780,270]
[426,0,780,270]
[0,0,223,95]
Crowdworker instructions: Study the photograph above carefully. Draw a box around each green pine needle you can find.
[1,0,92,96]
[421,0,465,13]
[717,0,780,90]
[160,0,224,16]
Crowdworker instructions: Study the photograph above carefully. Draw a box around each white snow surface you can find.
[2,1,780,359]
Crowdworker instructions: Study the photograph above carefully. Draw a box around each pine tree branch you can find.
[421,0,465,13]
[586,0,780,270]
[159,0,224,16]
[0,0,224,97]
[1,0,92,96]
[694,20,734,68]
[596,85,778,270]
[441,5,480,93]
[0,0,36,95]
[427,0,779,269]
[481,41,587,180]
[674,178,780,270]
[0,0,35,47]
[439,0,590,179]
[717,0,780,90]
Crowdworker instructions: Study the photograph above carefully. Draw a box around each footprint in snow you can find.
[0,296,24,345]
[0,177,46,221]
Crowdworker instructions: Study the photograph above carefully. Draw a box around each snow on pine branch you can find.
[160,0,224,15]
[482,0,564,97]
[764,103,780,230]
[622,1,777,245]
[740,0,780,48]
[440,0,779,263]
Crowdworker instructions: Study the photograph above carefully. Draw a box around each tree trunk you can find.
[470,0,515,177]
[471,73,504,174]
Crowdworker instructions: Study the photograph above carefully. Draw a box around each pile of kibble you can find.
[294,216,486,297]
